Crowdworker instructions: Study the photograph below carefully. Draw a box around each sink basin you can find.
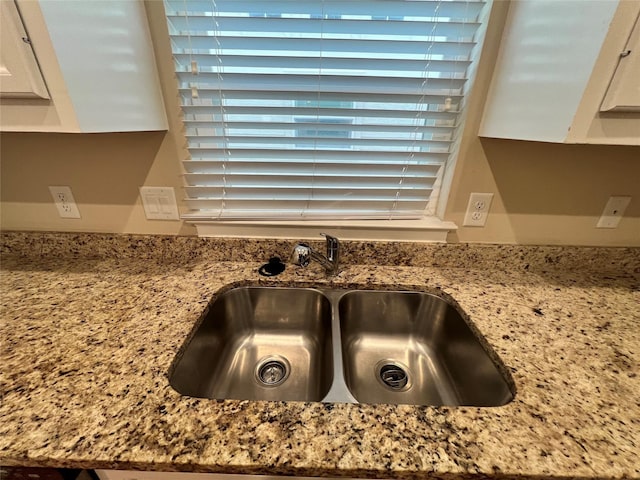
[339,290,513,406]
[169,287,334,402]
[170,286,514,406]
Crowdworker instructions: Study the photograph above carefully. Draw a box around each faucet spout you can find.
[290,233,340,275]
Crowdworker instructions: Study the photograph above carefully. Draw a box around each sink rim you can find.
[168,282,517,406]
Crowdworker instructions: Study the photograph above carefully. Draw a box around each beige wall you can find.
[1,1,638,245]
[447,138,640,245]
[0,130,195,235]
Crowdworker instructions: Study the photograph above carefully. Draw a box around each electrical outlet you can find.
[463,192,494,227]
[140,187,180,220]
[49,186,81,218]
[596,196,631,228]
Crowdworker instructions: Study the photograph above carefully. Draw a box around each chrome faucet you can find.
[290,233,340,275]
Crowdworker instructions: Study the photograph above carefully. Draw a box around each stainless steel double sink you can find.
[169,286,514,407]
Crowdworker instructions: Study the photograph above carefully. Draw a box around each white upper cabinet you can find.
[480,0,640,146]
[0,1,49,100]
[0,0,167,133]
[600,12,640,113]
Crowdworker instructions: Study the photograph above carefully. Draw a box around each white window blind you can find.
[164,0,487,220]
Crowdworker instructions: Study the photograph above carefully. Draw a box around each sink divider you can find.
[318,288,358,404]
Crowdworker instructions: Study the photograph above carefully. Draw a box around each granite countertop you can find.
[1,233,639,480]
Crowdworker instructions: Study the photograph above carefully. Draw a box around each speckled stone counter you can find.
[1,233,639,480]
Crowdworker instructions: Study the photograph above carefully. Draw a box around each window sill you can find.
[188,217,457,242]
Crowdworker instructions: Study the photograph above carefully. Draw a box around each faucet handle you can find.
[290,243,311,267]
[320,232,339,263]
[320,232,339,245]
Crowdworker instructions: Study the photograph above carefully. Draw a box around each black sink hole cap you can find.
[258,256,286,276]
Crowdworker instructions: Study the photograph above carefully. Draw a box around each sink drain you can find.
[376,361,410,391]
[255,356,290,387]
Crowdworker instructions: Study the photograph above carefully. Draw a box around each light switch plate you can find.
[139,187,180,220]
[596,196,631,228]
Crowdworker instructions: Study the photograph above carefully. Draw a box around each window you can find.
[164,0,488,223]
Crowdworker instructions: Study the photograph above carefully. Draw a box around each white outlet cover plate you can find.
[463,192,494,227]
[596,196,631,228]
[49,186,81,219]
[140,187,180,220]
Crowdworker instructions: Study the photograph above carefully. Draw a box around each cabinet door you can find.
[600,10,640,112]
[0,0,49,99]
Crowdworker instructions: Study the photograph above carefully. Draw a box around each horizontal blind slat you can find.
[170,36,477,61]
[174,54,472,75]
[182,211,427,221]
[167,17,480,41]
[179,88,463,104]
[184,174,438,187]
[183,161,442,175]
[166,0,485,20]
[187,136,451,150]
[177,73,467,92]
[186,187,433,198]
[182,148,448,162]
[184,117,458,130]
[182,206,429,220]
[186,123,454,135]
[185,198,430,208]
[185,148,450,162]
